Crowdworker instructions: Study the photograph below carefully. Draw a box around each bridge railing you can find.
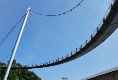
[104,0,114,19]
[79,1,115,50]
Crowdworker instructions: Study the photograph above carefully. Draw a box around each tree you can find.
[0,60,41,80]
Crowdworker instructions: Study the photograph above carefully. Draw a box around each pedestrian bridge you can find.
[1,0,118,69]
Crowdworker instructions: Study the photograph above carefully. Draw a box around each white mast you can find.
[4,7,30,80]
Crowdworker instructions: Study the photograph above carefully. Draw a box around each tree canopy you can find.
[0,60,41,80]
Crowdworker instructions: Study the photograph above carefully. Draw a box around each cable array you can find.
[0,13,27,63]
[13,0,111,66]
[9,0,118,69]
[0,13,26,45]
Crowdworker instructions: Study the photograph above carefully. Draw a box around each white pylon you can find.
[3,7,30,80]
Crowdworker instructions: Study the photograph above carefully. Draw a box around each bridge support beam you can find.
[3,7,30,80]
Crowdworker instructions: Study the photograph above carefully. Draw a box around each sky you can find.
[0,0,118,80]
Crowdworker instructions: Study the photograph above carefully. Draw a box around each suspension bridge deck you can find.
[1,0,118,69]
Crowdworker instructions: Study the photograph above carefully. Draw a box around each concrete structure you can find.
[81,66,118,80]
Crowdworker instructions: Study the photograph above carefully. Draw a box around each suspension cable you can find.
[0,13,26,45]
[30,0,84,16]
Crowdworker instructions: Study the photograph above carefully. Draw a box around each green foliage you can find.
[0,60,41,80]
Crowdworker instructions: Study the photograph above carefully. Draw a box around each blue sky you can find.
[0,0,118,80]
